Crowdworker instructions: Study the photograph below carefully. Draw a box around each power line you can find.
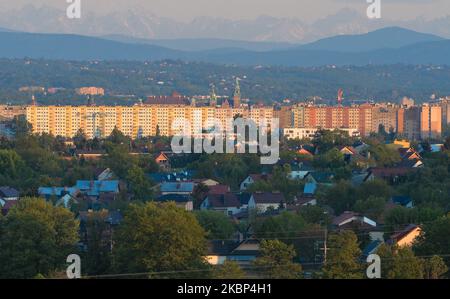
[80,253,450,279]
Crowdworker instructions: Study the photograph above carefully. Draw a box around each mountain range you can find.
[2,5,450,43]
[1,26,450,67]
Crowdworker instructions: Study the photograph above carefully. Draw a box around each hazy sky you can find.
[1,0,449,22]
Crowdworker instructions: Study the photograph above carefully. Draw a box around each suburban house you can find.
[0,185,20,215]
[398,159,424,168]
[95,168,115,181]
[75,180,120,197]
[391,196,413,208]
[200,193,242,216]
[296,196,317,207]
[339,145,357,162]
[207,184,231,195]
[0,186,19,201]
[388,224,422,247]
[362,240,384,260]
[192,179,221,187]
[303,183,317,196]
[155,152,171,171]
[39,180,120,208]
[288,162,313,180]
[332,211,377,229]
[304,172,335,186]
[206,239,260,266]
[38,187,79,200]
[248,192,285,213]
[398,148,421,161]
[364,167,417,183]
[351,171,370,186]
[160,182,195,196]
[297,145,315,156]
[148,171,194,184]
[240,174,272,191]
[156,194,194,211]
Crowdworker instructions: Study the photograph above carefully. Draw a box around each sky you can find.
[1,0,449,23]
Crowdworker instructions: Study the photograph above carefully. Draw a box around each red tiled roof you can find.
[208,185,231,195]
[207,193,240,208]
[249,174,272,182]
[333,211,358,226]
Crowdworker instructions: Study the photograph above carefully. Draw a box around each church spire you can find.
[31,94,37,106]
[210,84,217,107]
[233,77,241,108]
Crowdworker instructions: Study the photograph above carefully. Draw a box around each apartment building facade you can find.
[26,104,275,139]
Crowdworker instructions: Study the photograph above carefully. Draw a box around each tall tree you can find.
[113,202,208,278]
[82,210,112,276]
[424,255,448,279]
[0,198,79,279]
[126,165,154,201]
[378,245,424,279]
[414,215,450,274]
[213,261,246,279]
[195,211,236,239]
[253,239,302,279]
[322,231,363,279]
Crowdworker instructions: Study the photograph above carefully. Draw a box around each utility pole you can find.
[319,227,328,264]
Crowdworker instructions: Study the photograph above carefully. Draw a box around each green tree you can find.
[319,181,356,215]
[414,215,450,273]
[322,231,363,279]
[108,127,130,145]
[0,198,79,279]
[0,149,26,181]
[213,261,246,279]
[195,211,236,239]
[356,179,392,201]
[103,143,136,179]
[113,202,208,278]
[126,165,153,201]
[254,211,307,239]
[424,255,448,279]
[82,210,112,276]
[253,240,302,279]
[11,115,32,137]
[314,148,345,169]
[378,245,424,279]
[354,196,386,220]
[369,144,401,167]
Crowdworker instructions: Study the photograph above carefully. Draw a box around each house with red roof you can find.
[200,193,243,216]
[388,224,422,247]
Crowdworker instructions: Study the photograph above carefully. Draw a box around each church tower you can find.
[210,84,217,107]
[233,77,241,108]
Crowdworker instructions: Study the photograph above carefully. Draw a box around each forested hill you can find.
[1,59,450,105]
